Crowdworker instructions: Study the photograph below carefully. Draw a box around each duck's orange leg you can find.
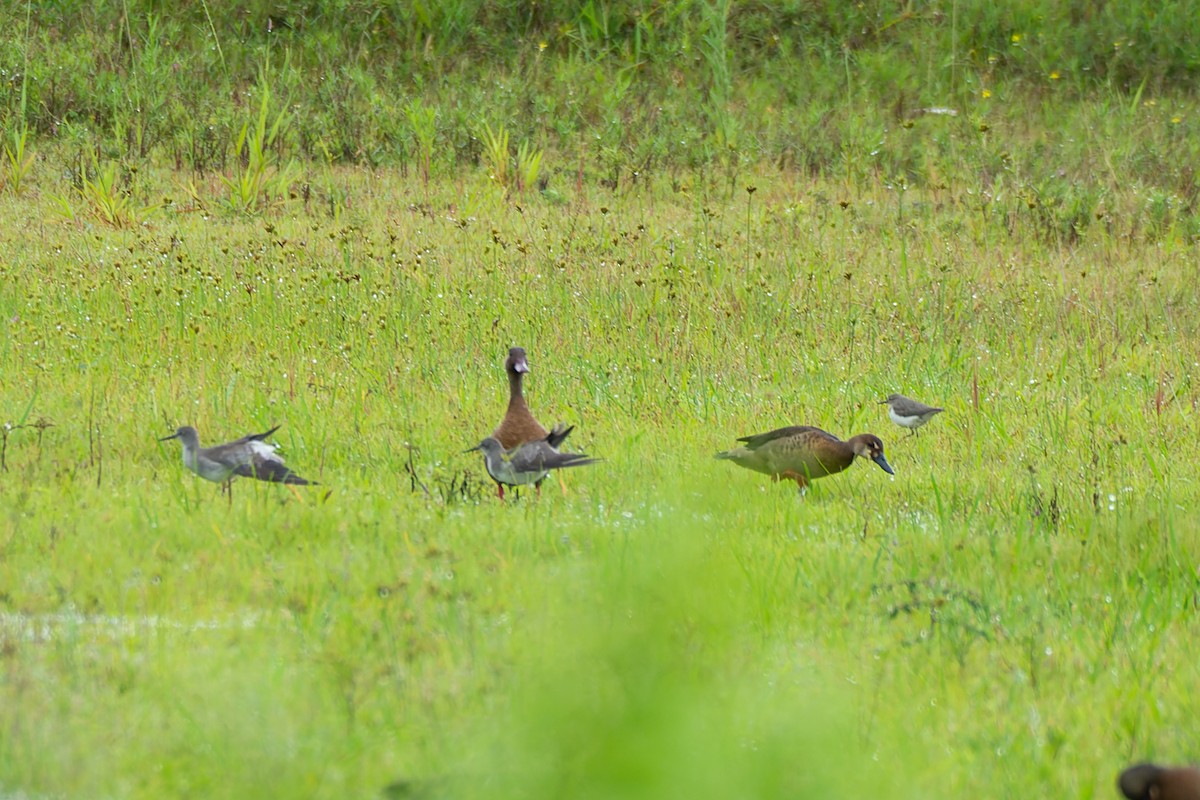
[776,470,809,490]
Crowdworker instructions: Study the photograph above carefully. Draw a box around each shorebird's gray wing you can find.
[890,395,942,415]
[510,441,599,473]
[231,440,315,484]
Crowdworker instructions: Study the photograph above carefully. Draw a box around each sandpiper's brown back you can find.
[492,346,550,449]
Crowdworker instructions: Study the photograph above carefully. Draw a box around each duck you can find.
[493,346,551,449]
[1119,763,1200,800]
[467,433,600,500]
[716,426,894,489]
[159,424,316,499]
[880,393,943,435]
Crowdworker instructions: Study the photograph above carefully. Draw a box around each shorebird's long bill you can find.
[158,432,180,441]
[873,454,895,475]
[462,444,483,454]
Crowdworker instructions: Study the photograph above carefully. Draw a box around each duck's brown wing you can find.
[736,426,834,450]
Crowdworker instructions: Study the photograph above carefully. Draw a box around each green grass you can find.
[0,153,1198,798]
[0,2,1199,796]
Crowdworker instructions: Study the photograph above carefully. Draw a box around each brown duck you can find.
[493,347,553,448]
[488,347,571,497]
[716,426,894,489]
[1119,763,1200,800]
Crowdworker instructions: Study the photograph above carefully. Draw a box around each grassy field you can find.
[0,156,1198,798]
[1,2,1200,798]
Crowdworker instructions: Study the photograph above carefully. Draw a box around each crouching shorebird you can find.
[467,433,600,500]
[880,393,943,435]
[159,424,316,500]
[1119,763,1200,800]
[716,425,894,491]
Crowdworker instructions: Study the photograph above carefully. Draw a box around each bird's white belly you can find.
[888,408,926,428]
[186,453,235,482]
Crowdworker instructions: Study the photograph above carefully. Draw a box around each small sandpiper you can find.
[880,393,944,435]
[160,424,316,498]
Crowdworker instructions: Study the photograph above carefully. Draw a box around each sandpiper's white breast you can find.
[888,406,925,428]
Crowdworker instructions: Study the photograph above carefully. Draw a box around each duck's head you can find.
[505,347,530,375]
[1118,764,1164,800]
[850,434,894,475]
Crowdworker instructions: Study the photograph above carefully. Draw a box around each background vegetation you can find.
[0,2,1199,798]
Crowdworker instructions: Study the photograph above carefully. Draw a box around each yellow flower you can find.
[1011,33,1022,44]
[1172,115,1183,124]
[538,41,548,52]
[1049,71,1060,80]
[982,88,992,99]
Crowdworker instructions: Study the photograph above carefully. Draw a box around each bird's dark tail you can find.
[546,423,575,448]
[555,454,602,469]
[249,424,283,442]
[234,461,316,485]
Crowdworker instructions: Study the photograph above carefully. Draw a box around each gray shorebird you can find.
[467,434,600,500]
[880,393,943,435]
[1119,763,1200,800]
[716,426,894,490]
[159,424,315,498]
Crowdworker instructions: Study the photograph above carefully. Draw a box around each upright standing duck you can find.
[493,347,550,448]
[488,346,570,497]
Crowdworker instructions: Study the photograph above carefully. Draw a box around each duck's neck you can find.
[507,370,528,411]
